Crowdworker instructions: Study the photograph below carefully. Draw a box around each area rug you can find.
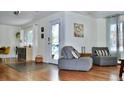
[7,62,49,72]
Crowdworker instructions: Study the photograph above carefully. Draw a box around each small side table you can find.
[119,59,124,78]
[80,53,92,57]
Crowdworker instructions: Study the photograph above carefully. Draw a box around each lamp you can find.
[13,11,21,15]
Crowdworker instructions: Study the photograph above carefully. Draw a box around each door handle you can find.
[48,37,51,44]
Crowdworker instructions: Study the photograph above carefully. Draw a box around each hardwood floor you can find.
[0,58,123,81]
[59,66,120,81]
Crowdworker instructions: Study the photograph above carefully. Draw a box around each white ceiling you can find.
[76,11,124,18]
[0,11,58,26]
[0,11,124,26]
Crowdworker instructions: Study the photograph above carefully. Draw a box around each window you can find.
[107,16,124,59]
[109,22,123,52]
[24,30,33,46]
[119,22,123,52]
[110,24,117,51]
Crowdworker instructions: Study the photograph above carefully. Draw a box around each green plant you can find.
[16,32,20,39]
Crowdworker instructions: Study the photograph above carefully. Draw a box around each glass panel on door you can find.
[51,23,59,60]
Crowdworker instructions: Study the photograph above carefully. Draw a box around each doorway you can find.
[48,19,61,64]
[51,23,59,60]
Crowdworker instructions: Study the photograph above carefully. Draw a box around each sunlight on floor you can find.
[50,69,60,81]
[110,74,118,81]
[26,72,33,80]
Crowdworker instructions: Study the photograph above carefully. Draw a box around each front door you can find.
[48,19,61,64]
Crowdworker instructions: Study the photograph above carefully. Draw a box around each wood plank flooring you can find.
[0,58,123,81]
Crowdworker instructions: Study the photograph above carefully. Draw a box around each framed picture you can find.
[41,34,44,38]
[41,27,44,32]
[74,23,84,37]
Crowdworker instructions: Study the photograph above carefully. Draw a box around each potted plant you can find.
[16,32,20,40]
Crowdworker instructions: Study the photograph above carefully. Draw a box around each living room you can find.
[0,11,123,81]
[0,11,105,62]
[1,0,124,92]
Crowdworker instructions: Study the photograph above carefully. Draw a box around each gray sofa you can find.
[58,46,93,71]
[92,47,117,66]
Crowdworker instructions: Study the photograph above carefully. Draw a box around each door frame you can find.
[47,18,62,64]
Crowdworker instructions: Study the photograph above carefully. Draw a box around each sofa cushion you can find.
[61,48,68,58]
[73,49,80,58]
[61,46,74,59]
[65,47,74,59]
[95,50,100,56]
[95,49,109,56]
[71,50,79,59]
[61,46,80,59]
[103,50,110,56]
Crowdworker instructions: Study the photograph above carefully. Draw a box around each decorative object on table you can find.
[74,23,84,37]
[81,46,85,53]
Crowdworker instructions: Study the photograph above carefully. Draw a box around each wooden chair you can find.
[0,47,10,62]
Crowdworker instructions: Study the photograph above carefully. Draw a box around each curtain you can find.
[106,15,124,59]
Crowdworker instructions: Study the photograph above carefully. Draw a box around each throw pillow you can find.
[95,50,103,56]
[101,49,109,56]
[98,50,103,56]
[101,50,105,56]
[95,49,110,56]
[71,50,79,59]
[104,50,109,56]
[73,49,80,58]
[95,50,100,56]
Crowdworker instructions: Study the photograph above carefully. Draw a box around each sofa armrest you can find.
[92,56,117,66]
[94,56,117,59]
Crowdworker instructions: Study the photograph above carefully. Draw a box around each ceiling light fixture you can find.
[13,11,21,15]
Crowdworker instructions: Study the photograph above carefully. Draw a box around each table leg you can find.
[119,61,124,78]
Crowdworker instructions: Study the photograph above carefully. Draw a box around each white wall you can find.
[96,18,106,47]
[21,11,107,63]
[0,24,18,57]
[22,12,65,62]
[37,12,65,62]
[64,12,97,52]
[0,12,107,62]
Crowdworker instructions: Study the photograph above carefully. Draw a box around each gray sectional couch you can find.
[92,47,117,66]
[58,46,93,71]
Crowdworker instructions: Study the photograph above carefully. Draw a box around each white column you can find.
[32,24,39,60]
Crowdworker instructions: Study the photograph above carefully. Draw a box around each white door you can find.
[48,19,61,64]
